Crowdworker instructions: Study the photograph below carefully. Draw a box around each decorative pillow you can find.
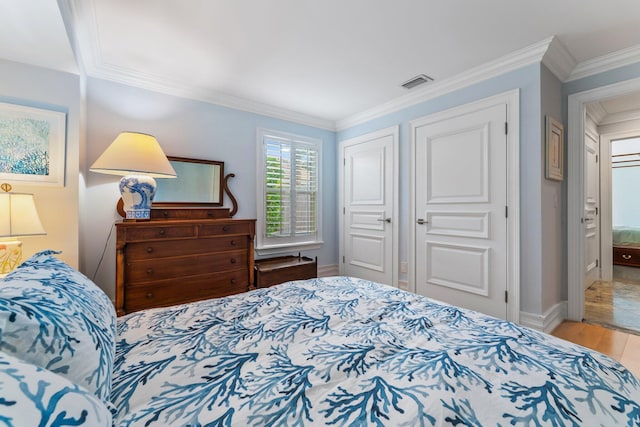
[0,350,112,426]
[0,250,116,403]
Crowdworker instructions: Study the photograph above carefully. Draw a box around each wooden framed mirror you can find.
[154,156,224,206]
[116,156,238,219]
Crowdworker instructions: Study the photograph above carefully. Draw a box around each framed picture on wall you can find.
[545,115,564,181]
[0,101,66,187]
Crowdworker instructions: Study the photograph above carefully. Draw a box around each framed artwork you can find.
[0,101,66,187]
[545,115,564,181]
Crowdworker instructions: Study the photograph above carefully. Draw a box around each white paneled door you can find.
[584,115,600,289]
[413,100,509,319]
[340,127,397,286]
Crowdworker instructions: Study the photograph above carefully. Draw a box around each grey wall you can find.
[83,78,337,300]
[0,58,81,268]
[540,64,565,312]
[338,63,547,316]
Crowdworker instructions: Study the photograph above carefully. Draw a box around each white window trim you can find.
[256,128,323,255]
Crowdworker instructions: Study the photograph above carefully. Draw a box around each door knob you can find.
[377,218,391,223]
[416,218,428,225]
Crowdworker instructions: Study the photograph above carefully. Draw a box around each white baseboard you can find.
[318,264,339,277]
[519,301,567,333]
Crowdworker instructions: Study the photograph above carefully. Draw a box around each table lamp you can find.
[0,183,46,274]
[90,132,176,220]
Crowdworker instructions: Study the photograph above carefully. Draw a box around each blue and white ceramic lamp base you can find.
[119,175,157,220]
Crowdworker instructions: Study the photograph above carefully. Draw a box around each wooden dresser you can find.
[115,217,256,316]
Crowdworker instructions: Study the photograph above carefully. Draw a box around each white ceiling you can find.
[587,90,640,125]
[3,0,640,125]
[599,92,640,116]
[0,0,76,74]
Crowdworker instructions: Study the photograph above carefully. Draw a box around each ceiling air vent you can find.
[401,74,434,89]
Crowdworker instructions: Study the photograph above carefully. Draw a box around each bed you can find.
[1,251,639,426]
[613,226,640,268]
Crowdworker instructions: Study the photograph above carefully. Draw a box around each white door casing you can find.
[568,76,640,321]
[410,90,520,322]
[584,114,600,289]
[339,126,398,286]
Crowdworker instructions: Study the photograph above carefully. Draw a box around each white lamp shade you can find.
[90,132,177,178]
[0,192,46,237]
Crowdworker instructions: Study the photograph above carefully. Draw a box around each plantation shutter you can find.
[265,140,291,237]
[294,144,317,236]
[263,136,319,241]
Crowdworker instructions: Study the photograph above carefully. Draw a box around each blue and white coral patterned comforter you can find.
[113,277,640,426]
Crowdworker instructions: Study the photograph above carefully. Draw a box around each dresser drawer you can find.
[126,236,248,260]
[151,208,231,220]
[124,224,196,241]
[200,221,252,236]
[126,251,248,283]
[124,270,249,313]
[613,246,640,267]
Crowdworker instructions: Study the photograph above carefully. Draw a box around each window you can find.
[257,128,322,253]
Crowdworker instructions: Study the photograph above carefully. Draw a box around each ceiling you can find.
[599,92,640,116]
[586,90,640,125]
[3,0,640,126]
[0,0,77,74]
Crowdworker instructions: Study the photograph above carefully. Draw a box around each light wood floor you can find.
[585,279,640,333]
[551,321,640,378]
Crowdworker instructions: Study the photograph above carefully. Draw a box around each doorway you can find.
[584,126,640,333]
[568,78,640,326]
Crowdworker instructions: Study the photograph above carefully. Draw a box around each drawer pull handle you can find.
[146,292,154,299]
[158,229,166,235]
[231,278,237,285]
[146,247,154,253]
[222,225,230,232]
[146,268,153,274]
[230,240,237,246]
[230,258,237,264]
[162,211,169,217]
[623,254,632,260]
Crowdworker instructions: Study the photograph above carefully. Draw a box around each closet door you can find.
[412,100,509,319]
[340,126,398,286]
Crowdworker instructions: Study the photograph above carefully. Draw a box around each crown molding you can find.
[95,61,336,130]
[89,59,336,130]
[336,38,552,131]
[567,43,640,82]
[65,0,101,76]
[542,36,576,82]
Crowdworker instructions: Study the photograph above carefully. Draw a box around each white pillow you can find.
[0,251,116,402]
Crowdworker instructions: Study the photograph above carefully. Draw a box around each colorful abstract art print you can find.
[0,101,66,186]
